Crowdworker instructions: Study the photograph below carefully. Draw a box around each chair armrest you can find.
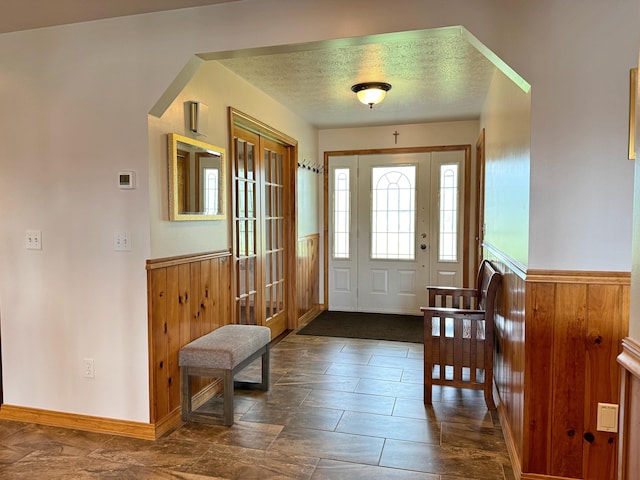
[426,286,477,294]
[420,306,486,317]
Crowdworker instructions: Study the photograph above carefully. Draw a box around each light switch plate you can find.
[114,232,131,251]
[596,403,619,432]
[26,230,42,250]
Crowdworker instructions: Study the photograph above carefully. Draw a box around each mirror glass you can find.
[168,133,226,221]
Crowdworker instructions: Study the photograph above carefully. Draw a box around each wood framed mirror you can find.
[168,133,226,221]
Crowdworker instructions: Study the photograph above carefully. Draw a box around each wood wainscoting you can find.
[617,337,640,479]
[487,247,630,480]
[147,250,232,438]
[297,234,321,324]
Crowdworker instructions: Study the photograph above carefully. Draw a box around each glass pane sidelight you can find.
[439,164,458,262]
[333,168,350,259]
[371,165,416,260]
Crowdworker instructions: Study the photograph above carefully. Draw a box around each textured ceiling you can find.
[215,29,497,129]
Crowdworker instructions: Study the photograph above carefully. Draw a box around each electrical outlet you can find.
[83,358,95,378]
[25,230,42,250]
[114,232,131,251]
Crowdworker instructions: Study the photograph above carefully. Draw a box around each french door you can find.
[231,119,293,339]
[328,150,465,315]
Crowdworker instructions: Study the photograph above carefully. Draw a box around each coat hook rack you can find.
[297,158,323,174]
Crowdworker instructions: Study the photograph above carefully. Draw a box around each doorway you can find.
[326,146,470,315]
[229,109,298,339]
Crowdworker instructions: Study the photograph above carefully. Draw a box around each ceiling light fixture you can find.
[351,82,392,109]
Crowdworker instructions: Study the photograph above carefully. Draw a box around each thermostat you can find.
[118,171,135,189]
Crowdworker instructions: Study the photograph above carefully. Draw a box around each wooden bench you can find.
[178,324,271,426]
[420,259,502,409]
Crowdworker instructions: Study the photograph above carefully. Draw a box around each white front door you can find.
[328,150,464,315]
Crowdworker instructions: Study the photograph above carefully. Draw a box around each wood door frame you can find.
[228,108,298,332]
[474,129,486,283]
[323,144,472,308]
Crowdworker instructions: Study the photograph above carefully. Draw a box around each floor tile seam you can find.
[0,445,41,465]
[274,372,360,386]
[353,387,424,402]
[325,364,404,381]
[87,448,196,472]
[335,359,403,370]
[435,419,496,429]
[440,419,506,432]
[206,440,322,475]
[187,444,228,471]
[333,425,442,447]
[425,441,512,462]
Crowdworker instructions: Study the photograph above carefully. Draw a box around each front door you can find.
[328,150,465,314]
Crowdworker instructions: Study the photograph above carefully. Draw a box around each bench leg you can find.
[180,367,192,421]
[260,346,270,390]
[222,369,234,426]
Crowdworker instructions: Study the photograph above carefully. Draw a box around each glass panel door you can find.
[233,131,259,326]
[231,126,290,338]
[263,138,287,336]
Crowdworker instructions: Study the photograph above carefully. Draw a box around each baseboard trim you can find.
[497,396,523,480]
[296,304,323,329]
[521,474,580,480]
[0,404,156,440]
[152,407,182,439]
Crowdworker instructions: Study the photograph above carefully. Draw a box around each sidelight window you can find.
[333,168,351,259]
[438,164,458,262]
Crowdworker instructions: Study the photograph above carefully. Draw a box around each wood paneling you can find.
[617,338,640,480]
[489,254,527,474]
[487,246,630,480]
[297,234,320,321]
[524,282,554,473]
[147,251,232,434]
[551,284,586,478]
[583,285,627,479]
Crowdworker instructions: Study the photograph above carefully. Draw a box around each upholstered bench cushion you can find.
[178,324,270,370]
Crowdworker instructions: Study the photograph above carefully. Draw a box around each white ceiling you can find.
[0,0,239,34]
[2,1,497,129]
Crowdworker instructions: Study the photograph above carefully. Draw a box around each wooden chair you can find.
[421,260,502,409]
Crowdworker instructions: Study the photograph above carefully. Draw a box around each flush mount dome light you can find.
[351,82,392,108]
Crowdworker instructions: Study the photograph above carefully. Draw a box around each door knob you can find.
[420,244,427,250]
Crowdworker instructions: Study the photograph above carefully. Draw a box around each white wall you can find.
[319,121,481,153]
[501,2,638,270]
[149,60,318,258]
[0,0,637,423]
[480,69,531,266]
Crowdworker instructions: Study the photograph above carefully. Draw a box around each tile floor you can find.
[0,331,515,479]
